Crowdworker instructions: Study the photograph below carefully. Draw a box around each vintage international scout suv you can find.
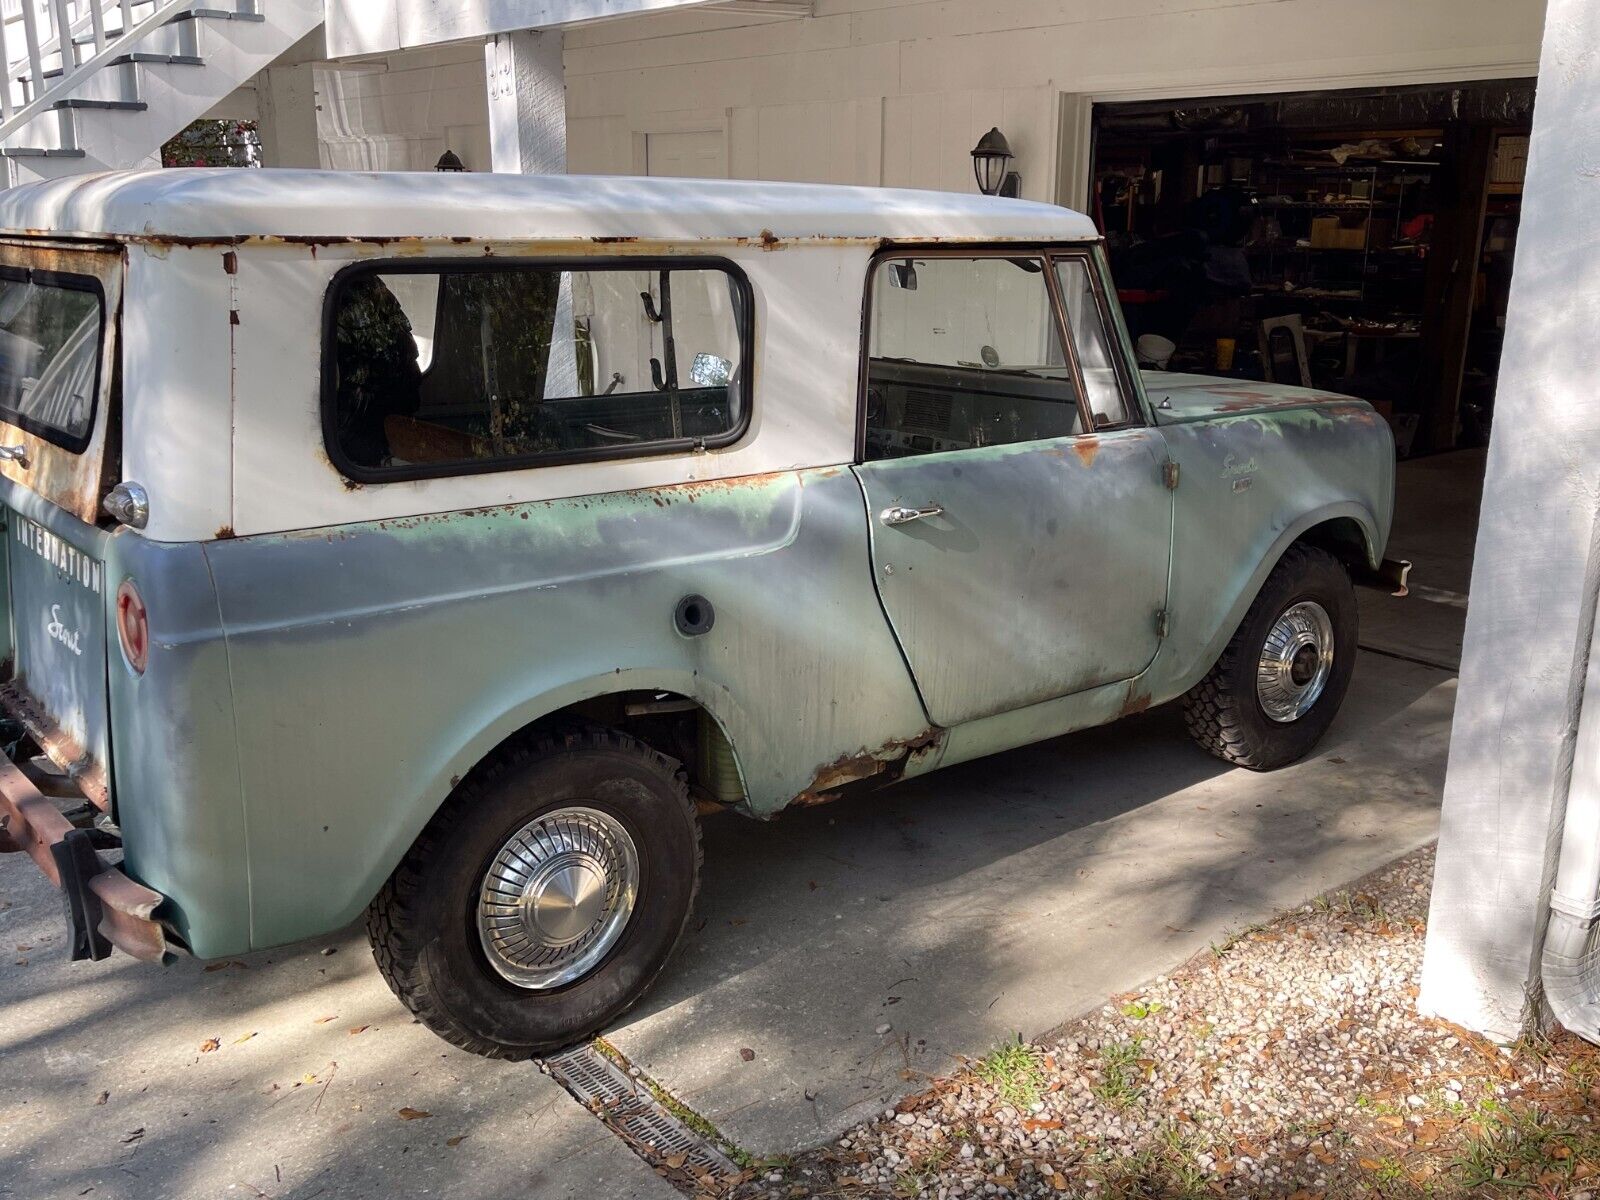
[0,170,1402,1057]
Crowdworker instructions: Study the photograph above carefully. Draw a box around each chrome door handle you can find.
[880,503,944,526]
[0,444,28,468]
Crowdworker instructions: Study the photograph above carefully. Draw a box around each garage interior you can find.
[1090,80,1536,670]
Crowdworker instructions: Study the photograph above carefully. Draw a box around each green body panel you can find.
[105,531,251,955]
[201,466,931,952]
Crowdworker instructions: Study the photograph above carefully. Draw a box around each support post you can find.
[484,29,566,175]
[256,63,321,169]
[484,29,577,396]
[1419,0,1600,1041]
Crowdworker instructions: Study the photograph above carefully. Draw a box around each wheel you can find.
[1182,543,1357,771]
[367,727,701,1059]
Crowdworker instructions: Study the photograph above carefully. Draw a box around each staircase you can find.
[0,0,322,185]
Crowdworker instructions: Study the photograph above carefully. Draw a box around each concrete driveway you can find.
[0,648,1453,1199]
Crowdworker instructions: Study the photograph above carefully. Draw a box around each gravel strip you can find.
[731,845,1600,1199]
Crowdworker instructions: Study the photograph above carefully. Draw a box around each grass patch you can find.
[1092,1037,1146,1110]
[974,1036,1046,1109]
[1090,1122,1211,1199]
[1451,1102,1595,1193]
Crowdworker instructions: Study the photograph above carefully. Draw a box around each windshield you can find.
[0,270,104,451]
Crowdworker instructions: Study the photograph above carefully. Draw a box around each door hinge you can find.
[1155,609,1170,638]
[1162,460,1180,490]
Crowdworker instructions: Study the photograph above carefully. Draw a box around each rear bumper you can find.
[0,757,167,962]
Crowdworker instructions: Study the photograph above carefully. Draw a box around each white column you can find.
[484,29,566,175]
[1418,0,1600,1041]
[485,29,578,397]
[256,63,322,169]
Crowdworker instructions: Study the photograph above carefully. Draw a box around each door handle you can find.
[0,444,28,468]
[880,503,944,526]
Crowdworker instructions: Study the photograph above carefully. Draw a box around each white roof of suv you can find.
[0,168,1100,244]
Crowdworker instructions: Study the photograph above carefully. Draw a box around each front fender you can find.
[1173,500,1382,688]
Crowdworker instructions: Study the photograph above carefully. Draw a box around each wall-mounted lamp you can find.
[434,149,467,172]
[971,127,1020,198]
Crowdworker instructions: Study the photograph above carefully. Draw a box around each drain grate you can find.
[542,1043,739,1185]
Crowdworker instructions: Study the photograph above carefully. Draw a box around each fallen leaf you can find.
[446,1136,467,1147]
[314,1016,338,1025]
[233,1032,257,1045]
[121,1128,145,1144]
[94,1091,109,1106]
[397,1107,431,1121]
[348,1026,370,1036]
[664,1153,688,1169]
[1051,1173,1068,1191]
[203,962,230,973]
[1358,1158,1383,1171]
[739,1048,755,1062]
[199,1038,221,1054]
[1023,1118,1062,1131]
[1221,1099,1235,1117]
[1377,1114,1405,1129]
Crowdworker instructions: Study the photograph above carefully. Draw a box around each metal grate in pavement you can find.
[541,1043,739,1184]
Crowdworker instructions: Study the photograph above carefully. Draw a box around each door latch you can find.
[880,504,944,526]
[1162,460,1179,490]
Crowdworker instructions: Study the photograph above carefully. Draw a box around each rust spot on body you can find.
[1072,437,1100,467]
[1116,689,1152,720]
[790,729,943,809]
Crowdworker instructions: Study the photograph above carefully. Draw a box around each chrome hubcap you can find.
[477,807,639,990]
[1256,600,1335,724]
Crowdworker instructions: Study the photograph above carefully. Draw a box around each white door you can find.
[645,129,726,179]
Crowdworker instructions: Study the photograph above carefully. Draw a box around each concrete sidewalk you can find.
[0,648,1453,1198]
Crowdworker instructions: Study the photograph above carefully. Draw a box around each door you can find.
[854,248,1172,728]
[0,239,124,805]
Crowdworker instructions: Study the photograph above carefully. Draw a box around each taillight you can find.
[116,579,148,675]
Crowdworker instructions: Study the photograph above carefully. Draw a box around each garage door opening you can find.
[1089,79,1535,671]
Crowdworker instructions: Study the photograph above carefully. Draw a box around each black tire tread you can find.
[365,726,701,1060]
[1182,543,1346,770]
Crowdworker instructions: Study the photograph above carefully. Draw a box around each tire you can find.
[367,727,701,1059]
[1182,543,1357,771]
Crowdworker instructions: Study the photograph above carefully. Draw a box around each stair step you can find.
[0,147,87,158]
[110,53,206,67]
[50,98,148,112]
[15,54,197,89]
[168,9,267,23]
[71,9,264,45]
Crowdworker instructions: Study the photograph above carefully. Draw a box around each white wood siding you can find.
[310,0,1546,202]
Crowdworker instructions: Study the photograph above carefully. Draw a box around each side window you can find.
[1054,257,1131,428]
[326,262,750,479]
[863,255,1084,461]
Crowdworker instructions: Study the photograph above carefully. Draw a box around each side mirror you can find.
[689,353,733,388]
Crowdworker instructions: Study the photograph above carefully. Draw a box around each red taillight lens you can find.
[116,579,148,675]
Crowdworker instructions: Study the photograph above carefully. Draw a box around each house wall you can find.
[304,0,1546,203]
[315,43,492,171]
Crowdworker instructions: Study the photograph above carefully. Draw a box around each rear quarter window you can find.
[0,268,105,453]
[323,258,753,482]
